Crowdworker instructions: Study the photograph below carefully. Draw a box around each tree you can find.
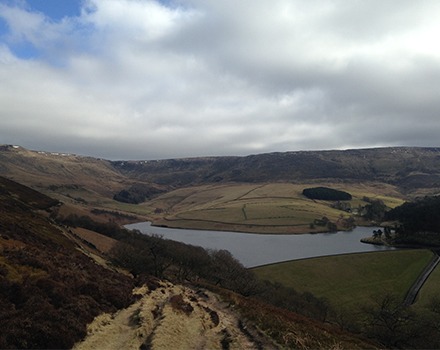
[363,199,386,222]
[361,293,417,348]
[208,249,259,296]
[167,241,211,282]
[109,241,153,277]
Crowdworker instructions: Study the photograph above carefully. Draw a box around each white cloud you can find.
[0,0,440,159]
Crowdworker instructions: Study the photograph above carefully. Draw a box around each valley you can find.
[2,144,440,348]
[0,144,425,234]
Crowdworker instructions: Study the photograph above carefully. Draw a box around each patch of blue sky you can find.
[0,1,95,62]
[0,11,38,60]
[0,16,8,36]
[26,0,82,21]
[8,41,40,59]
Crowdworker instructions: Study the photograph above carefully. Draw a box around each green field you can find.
[413,259,440,310]
[253,250,434,308]
[141,182,404,234]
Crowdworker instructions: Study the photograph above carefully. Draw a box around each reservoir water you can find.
[125,222,395,267]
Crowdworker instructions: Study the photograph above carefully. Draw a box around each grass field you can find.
[413,259,440,310]
[253,250,434,309]
[141,182,405,234]
[45,180,405,234]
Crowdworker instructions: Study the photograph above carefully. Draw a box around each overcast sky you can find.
[1,0,440,160]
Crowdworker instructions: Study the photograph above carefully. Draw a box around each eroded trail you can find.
[74,281,277,350]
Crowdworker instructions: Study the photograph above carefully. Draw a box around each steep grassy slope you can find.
[0,176,135,349]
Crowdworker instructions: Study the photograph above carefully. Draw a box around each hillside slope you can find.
[74,280,379,350]
[0,176,378,349]
[112,147,440,195]
[0,176,135,348]
[2,145,440,198]
[2,144,439,234]
[0,145,129,198]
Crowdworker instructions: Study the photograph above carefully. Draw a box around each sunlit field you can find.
[140,182,404,233]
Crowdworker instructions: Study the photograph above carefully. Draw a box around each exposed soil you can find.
[74,281,278,350]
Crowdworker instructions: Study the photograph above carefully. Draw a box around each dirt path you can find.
[73,281,277,350]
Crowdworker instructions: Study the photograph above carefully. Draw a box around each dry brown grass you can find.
[74,281,276,350]
[71,228,117,253]
[145,182,404,234]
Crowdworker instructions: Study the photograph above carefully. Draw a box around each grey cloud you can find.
[0,0,440,159]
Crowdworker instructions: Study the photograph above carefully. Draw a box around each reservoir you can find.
[125,222,395,267]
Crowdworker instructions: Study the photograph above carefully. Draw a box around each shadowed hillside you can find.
[112,147,440,195]
[2,145,440,198]
[0,176,135,349]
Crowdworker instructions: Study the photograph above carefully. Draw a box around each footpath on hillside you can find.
[403,250,440,306]
[73,281,277,350]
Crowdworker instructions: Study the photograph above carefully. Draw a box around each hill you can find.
[2,144,440,233]
[2,145,440,198]
[0,176,378,349]
[0,176,135,348]
[0,145,126,197]
[111,147,440,196]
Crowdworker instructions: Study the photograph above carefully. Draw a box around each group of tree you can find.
[302,187,352,200]
[384,195,440,246]
[343,293,440,349]
[362,197,387,222]
[62,214,332,323]
[310,216,338,232]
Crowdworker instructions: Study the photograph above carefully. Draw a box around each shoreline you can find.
[130,221,363,236]
[144,218,362,235]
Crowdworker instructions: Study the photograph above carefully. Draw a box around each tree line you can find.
[385,195,440,246]
[61,214,331,322]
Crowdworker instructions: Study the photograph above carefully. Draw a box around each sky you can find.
[1,0,440,160]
